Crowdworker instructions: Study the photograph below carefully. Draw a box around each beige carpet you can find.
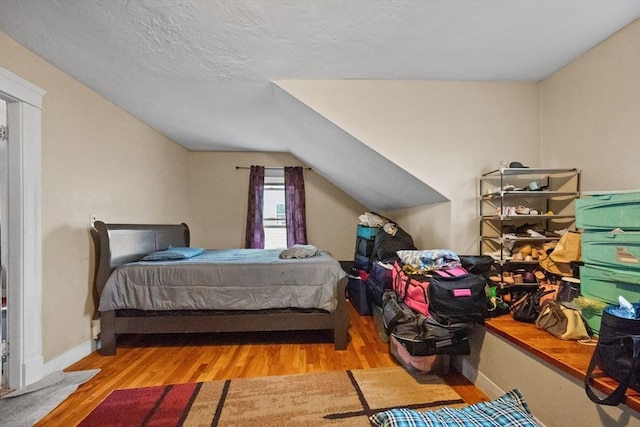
[80,366,466,426]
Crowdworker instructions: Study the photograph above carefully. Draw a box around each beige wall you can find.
[188,151,366,260]
[541,19,640,192]
[0,32,191,361]
[277,80,541,254]
[382,203,451,251]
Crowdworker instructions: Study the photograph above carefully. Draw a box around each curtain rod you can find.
[235,166,312,170]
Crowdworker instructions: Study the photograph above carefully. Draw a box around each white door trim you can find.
[0,67,45,389]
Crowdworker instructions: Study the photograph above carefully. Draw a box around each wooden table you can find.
[484,315,640,413]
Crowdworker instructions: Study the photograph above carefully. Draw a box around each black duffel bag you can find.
[372,225,416,261]
[428,268,488,325]
[458,255,495,276]
[585,303,640,406]
[382,291,472,356]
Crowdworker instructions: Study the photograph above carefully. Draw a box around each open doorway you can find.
[0,67,45,391]
[0,98,6,393]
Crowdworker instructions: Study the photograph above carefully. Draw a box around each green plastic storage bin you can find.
[576,191,640,231]
[581,306,603,335]
[580,264,640,305]
[581,231,640,271]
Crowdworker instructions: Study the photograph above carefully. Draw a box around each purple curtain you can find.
[284,166,308,247]
[245,165,265,249]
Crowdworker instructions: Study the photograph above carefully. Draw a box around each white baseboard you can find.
[43,339,96,376]
[452,355,505,399]
[453,348,548,427]
[23,354,44,387]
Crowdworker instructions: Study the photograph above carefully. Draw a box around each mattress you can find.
[98,249,346,312]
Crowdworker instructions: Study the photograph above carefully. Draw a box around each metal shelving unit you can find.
[479,168,580,283]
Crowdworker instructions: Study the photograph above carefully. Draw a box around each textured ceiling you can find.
[1,0,639,210]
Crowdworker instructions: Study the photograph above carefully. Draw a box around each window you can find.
[263,173,287,249]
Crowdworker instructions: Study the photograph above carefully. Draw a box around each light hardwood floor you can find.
[37,304,489,426]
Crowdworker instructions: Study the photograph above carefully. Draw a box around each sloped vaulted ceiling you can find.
[1,0,639,210]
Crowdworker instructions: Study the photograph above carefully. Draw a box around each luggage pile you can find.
[382,249,493,374]
[346,213,493,374]
[347,212,417,341]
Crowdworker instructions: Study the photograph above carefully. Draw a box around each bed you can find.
[92,221,349,355]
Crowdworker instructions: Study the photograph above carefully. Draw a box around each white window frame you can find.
[263,170,287,249]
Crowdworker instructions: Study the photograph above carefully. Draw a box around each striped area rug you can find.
[78,366,465,426]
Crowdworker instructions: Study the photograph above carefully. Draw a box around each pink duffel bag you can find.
[392,261,430,317]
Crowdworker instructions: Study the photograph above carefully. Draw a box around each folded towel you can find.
[279,244,318,259]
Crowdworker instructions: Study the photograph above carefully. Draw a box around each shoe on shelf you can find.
[527,229,545,238]
[515,206,530,215]
[501,233,518,240]
[484,248,512,260]
[499,206,517,216]
[486,184,516,194]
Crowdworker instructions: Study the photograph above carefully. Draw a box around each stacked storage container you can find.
[367,259,394,343]
[346,269,371,316]
[577,191,640,333]
[354,224,378,272]
[347,225,380,316]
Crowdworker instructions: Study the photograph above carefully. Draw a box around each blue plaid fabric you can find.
[370,389,539,427]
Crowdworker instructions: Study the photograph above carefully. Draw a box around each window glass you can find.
[263,175,287,248]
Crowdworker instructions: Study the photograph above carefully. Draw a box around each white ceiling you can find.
[1,0,639,210]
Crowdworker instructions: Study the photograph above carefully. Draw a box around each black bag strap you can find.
[396,267,428,305]
[585,335,640,406]
[398,271,411,304]
[535,288,556,301]
[382,294,407,334]
[432,267,468,279]
[392,263,407,302]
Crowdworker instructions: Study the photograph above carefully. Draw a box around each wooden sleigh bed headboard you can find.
[92,221,190,299]
[91,220,349,355]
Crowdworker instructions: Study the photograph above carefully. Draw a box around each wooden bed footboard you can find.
[98,277,349,355]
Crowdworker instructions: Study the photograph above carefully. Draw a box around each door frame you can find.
[0,67,44,389]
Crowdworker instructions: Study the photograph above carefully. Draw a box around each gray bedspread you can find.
[98,249,346,312]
